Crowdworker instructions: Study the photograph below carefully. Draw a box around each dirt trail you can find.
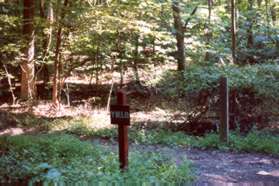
[93,139,279,185]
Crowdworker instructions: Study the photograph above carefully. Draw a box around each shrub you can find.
[0,134,194,184]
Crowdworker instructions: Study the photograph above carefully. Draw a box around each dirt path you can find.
[93,139,279,185]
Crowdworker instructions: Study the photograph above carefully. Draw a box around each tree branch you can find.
[184,6,198,30]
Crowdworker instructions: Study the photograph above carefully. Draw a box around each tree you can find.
[231,0,236,64]
[247,0,254,48]
[172,0,186,71]
[52,0,69,106]
[21,0,36,100]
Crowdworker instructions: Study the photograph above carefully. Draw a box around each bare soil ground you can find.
[94,139,279,185]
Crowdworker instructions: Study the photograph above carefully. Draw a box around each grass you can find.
[11,115,279,156]
[130,129,279,156]
[73,118,279,155]
[1,114,278,184]
[0,134,194,184]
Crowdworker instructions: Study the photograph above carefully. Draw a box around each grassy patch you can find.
[131,129,279,156]
[0,134,194,184]
[5,114,278,157]
[41,117,279,156]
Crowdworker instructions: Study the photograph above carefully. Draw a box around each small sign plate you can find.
[110,105,130,126]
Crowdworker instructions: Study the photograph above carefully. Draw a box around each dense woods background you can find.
[0,0,278,132]
[0,0,279,184]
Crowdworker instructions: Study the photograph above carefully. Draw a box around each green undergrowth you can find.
[0,134,194,184]
[44,117,279,156]
[156,63,279,100]
[5,115,279,157]
[133,130,279,156]
[196,131,279,155]
[138,130,279,156]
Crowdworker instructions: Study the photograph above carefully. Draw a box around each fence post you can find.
[220,76,229,143]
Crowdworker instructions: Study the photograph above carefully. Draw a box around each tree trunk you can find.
[247,0,254,48]
[116,32,124,88]
[172,0,186,71]
[208,0,212,25]
[52,0,68,106]
[231,0,236,64]
[21,0,36,100]
[41,1,53,94]
[205,0,213,43]
[3,65,16,105]
[264,0,270,37]
[133,35,140,84]
[95,46,100,85]
[44,1,54,57]
[270,4,277,26]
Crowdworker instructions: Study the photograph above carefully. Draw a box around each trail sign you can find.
[110,105,130,126]
[110,90,129,171]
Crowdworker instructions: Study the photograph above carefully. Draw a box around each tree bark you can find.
[270,4,277,26]
[208,0,212,25]
[172,0,186,71]
[52,0,68,106]
[40,0,53,94]
[21,0,36,100]
[133,34,140,84]
[231,0,236,64]
[95,46,100,85]
[264,0,270,37]
[247,0,254,48]
[3,65,16,105]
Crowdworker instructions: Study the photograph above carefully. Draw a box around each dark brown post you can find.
[117,90,128,170]
[220,77,229,143]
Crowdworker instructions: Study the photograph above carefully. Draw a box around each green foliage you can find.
[196,131,279,156]
[42,116,279,156]
[183,63,279,98]
[5,109,279,157]
[0,134,194,184]
[131,129,279,156]
[156,63,279,103]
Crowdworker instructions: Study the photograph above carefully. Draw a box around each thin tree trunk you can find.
[120,58,124,87]
[270,4,277,26]
[265,0,270,37]
[247,0,254,48]
[152,37,156,54]
[116,32,124,88]
[208,0,212,25]
[52,27,62,105]
[206,0,212,43]
[52,0,68,106]
[106,82,114,113]
[21,0,36,100]
[40,0,53,94]
[133,34,140,84]
[172,0,186,71]
[44,2,54,58]
[95,46,100,85]
[40,0,45,17]
[3,65,16,105]
[231,0,236,64]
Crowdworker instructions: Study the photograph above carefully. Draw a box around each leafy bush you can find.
[196,131,279,156]
[156,63,278,130]
[183,63,279,100]
[157,63,279,99]
[0,134,194,184]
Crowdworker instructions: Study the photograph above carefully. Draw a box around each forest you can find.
[0,0,279,185]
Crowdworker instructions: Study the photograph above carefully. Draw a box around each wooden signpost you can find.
[219,76,229,143]
[110,90,130,171]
